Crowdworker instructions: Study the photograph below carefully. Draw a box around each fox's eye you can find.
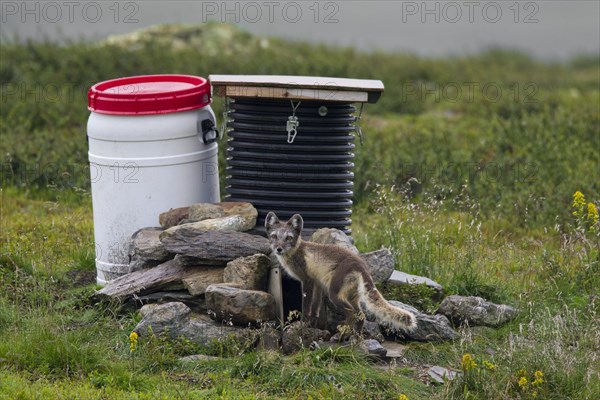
[270,234,277,240]
[285,236,293,241]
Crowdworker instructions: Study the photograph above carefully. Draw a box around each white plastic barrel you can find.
[87,75,220,285]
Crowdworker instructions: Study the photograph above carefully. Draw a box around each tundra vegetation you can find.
[1,23,598,399]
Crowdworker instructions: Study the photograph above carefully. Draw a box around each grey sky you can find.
[1,1,598,59]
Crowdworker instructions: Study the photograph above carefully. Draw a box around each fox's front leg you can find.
[309,285,323,327]
[301,280,315,325]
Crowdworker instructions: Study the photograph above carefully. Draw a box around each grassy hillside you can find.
[1,23,599,399]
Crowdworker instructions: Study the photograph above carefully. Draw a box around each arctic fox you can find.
[265,212,417,335]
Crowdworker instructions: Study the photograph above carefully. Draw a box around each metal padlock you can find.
[286,115,299,143]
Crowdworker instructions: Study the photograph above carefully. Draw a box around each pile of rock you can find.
[95,201,518,361]
[97,203,272,312]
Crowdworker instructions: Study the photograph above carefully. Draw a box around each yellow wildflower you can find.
[517,368,527,377]
[532,370,544,386]
[518,376,528,389]
[532,390,538,397]
[573,191,586,208]
[483,360,496,371]
[399,395,409,400]
[129,331,139,353]
[461,353,477,371]
[587,202,599,225]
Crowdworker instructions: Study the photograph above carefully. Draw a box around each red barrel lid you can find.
[88,74,211,115]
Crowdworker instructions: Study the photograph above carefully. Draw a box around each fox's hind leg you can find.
[347,292,365,336]
[330,293,365,341]
[328,294,355,341]
[330,270,365,340]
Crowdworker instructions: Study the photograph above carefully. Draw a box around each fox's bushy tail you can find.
[361,285,417,332]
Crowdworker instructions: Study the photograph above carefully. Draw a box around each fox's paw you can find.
[335,324,353,342]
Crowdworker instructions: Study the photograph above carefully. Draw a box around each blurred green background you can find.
[1,23,598,229]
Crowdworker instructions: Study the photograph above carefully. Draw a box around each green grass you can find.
[1,22,599,399]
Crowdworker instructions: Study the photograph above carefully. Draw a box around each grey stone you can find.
[310,228,359,254]
[188,203,225,221]
[387,270,443,293]
[427,366,462,384]
[387,301,458,341]
[359,339,387,360]
[135,302,191,337]
[437,295,518,327]
[223,254,271,291]
[128,227,173,273]
[363,320,385,342]
[129,228,170,260]
[159,207,189,229]
[360,249,395,283]
[205,284,277,326]
[162,231,271,265]
[409,314,458,342]
[182,268,224,296]
[281,321,331,354]
[183,313,248,346]
[134,302,243,345]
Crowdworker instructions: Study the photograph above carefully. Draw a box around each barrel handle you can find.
[198,119,218,145]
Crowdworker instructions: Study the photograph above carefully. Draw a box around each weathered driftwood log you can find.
[161,231,271,265]
[95,260,185,301]
[173,254,223,267]
[160,215,257,239]
[96,260,227,301]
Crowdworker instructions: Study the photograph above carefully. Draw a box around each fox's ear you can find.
[265,211,279,232]
[288,214,303,232]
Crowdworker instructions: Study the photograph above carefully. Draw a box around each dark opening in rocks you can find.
[282,275,303,322]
